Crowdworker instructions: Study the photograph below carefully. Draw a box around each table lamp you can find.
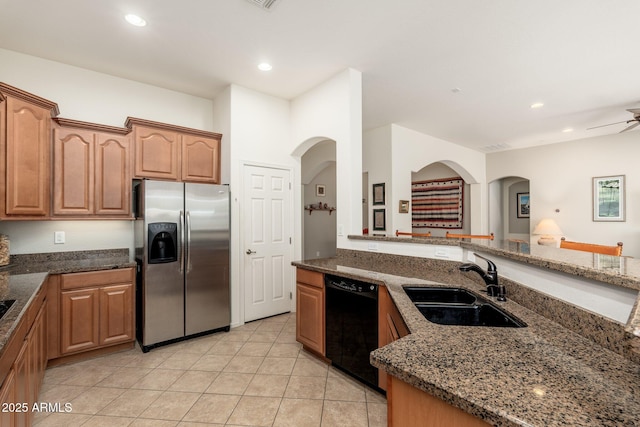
[532,218,563,246]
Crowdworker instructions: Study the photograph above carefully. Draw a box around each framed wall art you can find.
[399,200,410,213]
[316,184,326,197]
[411,177,463,228]
[373,183,385,205]
[373,209,386,230]
[593,175,625,222]
[517,192,530,218]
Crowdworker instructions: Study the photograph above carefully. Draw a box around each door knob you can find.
[246,249,256,255]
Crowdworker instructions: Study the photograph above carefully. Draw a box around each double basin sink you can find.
[403,286,526,328]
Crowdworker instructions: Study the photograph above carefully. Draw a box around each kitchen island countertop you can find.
[293,256,640,426]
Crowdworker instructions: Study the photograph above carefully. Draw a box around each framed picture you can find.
[373,209,386,230]
[373,183,385,205]
[399,200,410,213]
[516,192,530,218]
[593,175,625,221]
[316,184,326,197]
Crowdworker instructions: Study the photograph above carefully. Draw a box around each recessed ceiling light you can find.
[258,63,273,71]
[562,128,573,133]
[125,14,147,27]
[530,102,544,109]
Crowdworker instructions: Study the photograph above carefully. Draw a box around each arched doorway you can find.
[488,176,530,241]
[301,139,336,259]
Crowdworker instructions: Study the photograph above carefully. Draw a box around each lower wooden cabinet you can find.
[0,294,47,427]
[295,268,325,356]
[99,284,134,346]
[0,370,16,426]
[60,287,100,354]
[50,268,135,360]
[388,376,490,427]
[378,286,409,391]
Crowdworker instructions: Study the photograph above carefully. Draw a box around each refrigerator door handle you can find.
[186,210,192,273]
[180,210,185,273]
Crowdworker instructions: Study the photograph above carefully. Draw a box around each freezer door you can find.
[185,183,230,335]
[142,180,185,346]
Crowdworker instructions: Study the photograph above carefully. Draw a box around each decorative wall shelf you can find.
[305,207,336,215]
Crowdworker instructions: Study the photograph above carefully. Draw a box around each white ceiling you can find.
[1,0,639,151]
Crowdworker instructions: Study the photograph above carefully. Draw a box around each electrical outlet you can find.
[54,231,65,244]
[338,224,344,236]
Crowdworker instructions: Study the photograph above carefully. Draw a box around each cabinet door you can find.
[0,369,16,427]
[12,342,29,426]
[53,128,95,215]
[181,134,220,183]
[61,288,100,354]
[27,304,46,406]
[4,97,51,216]
[99,284,134,346]
[133,126,179,180]
[378,286,409,390]
[296,282,325,355]
[95,133,131,215]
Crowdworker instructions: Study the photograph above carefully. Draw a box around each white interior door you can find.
[243,164,293,322]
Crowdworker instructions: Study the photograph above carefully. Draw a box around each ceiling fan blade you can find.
[587,120,628,130]
[619,121,640,133]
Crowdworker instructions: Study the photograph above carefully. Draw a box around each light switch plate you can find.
[54,231,65,244]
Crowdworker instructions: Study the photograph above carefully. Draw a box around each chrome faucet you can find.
[459,253,506,301]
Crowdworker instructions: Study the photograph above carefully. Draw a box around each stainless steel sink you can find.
[403,286,526,328]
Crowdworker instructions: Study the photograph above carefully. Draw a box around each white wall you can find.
[212,86,231,185]
[226,85,293,327]
[0,48,217,256]
[364,124,487,236]
[0,49,214,129]
[2,221,133,255]
[411,162,471,237]
[487,131,640,257]
[362,126,392,234]
[292,69,363,250]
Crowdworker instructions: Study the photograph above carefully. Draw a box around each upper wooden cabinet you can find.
[52,118,132,217]
[127,117,221,183]
[0,83,59,218]
[181,134,221,183]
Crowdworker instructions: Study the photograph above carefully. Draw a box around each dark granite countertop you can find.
[293,256,640,427]
[348,235,640,291]
[0,249,135,363]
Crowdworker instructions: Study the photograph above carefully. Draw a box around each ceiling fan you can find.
[588,108,640,133]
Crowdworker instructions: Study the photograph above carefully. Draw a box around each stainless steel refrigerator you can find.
[134,179,230,352]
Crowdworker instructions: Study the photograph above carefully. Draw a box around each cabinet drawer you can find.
[26,285,46,328]
[296,268,323,288]
[61,268,134,290]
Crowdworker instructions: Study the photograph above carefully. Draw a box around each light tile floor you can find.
[34,313,387,426]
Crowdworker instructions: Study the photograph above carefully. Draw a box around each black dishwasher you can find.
[325,274,379,390]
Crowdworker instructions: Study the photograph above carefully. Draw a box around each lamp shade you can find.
[532,218,563,236]
[532,218,563,246]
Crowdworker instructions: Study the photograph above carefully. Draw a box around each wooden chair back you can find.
[559,237,623,256]
[445,232,494,240]
[395,230,431,238]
